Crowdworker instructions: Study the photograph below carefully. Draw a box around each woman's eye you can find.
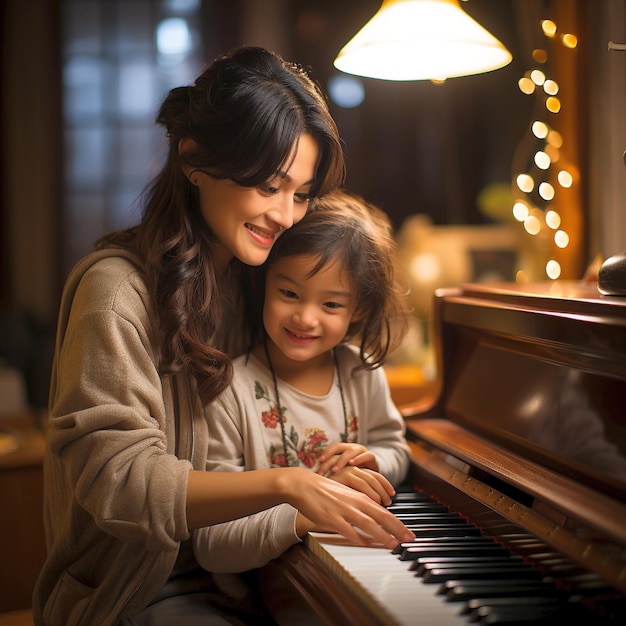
[294,192,313,204]
[260,184,279,195]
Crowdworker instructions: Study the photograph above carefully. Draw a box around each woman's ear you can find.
[178,138,199,183]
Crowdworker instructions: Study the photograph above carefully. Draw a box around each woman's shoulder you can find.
[66,248,151,317]
[73,248,144,281]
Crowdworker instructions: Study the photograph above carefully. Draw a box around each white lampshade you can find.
[334,0,513,81]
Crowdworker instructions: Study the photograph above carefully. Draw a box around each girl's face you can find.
[263,253,357,366]
[193,133,319,270]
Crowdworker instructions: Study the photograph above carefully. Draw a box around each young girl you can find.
[32,48,414,626]
[193,189,412,575]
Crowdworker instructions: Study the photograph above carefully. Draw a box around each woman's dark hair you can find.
[246,190,411,371]
[96,46,346,404]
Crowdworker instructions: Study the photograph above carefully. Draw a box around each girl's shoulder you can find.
[335,342,363,371]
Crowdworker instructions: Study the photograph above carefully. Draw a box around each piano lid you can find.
[403,280,626,503]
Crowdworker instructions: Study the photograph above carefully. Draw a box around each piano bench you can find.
[0,609,34,625]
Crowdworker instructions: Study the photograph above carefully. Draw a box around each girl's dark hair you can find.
[96,46,346,404]
[246,190,411,371]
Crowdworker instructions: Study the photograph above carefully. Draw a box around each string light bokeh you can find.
[512,19,578,281]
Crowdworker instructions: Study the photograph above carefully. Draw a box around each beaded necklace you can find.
[262,341,348,467]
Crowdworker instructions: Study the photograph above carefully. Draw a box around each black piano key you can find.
[393,536,496,554]
[415,555,524,566]
[400,545,511,561]
[392,505,452,516]
[423,566,543,584]
[393,512,468,522]
[390,490,433,501]
[411,555,524,574]
[387,502,453,512]
[414,557,526,575]
[461,595,562,615]
[404,526,483,537]
[440,579,559,602]
[474,603,566,624]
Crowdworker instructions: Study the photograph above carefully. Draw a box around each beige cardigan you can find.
[32,249,208,626]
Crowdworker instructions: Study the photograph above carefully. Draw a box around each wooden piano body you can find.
[261,281,626,625]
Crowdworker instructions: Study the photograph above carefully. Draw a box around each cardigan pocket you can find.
[43,569,94,626]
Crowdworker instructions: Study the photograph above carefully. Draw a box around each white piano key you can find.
[319,542,465,626]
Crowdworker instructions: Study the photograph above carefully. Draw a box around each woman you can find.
[32,46,414,626]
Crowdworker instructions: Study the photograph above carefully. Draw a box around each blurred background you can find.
[1,0,625,410]
[0,2,625,612]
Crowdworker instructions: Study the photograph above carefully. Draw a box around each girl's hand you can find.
[328,466,395,506]
[316,443,379,476]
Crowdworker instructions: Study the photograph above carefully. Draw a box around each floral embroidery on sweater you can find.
[254,379,358,468]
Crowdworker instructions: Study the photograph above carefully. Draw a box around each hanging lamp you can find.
[333,0,512,81]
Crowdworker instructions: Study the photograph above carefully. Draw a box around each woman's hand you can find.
[316,443,379,476]
[279,467,415,549]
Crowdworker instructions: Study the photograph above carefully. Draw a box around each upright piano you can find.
[261,281,626,625]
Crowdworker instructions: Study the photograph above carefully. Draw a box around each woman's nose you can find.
[268,195,295,230]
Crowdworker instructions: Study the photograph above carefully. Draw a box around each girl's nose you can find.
[293,305,317,328]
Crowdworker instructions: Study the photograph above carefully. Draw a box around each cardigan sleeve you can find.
[46,258,192,551]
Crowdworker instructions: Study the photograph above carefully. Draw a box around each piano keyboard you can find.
[306,489,625,625]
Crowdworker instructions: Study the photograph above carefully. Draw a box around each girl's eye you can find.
[279,289,298,299]
[324,301,343,310]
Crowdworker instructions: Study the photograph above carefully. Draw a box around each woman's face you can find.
[193,133,319,270]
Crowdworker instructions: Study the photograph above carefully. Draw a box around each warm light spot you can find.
[516,270,530,283]
[544,145,560,163]
[409,253,440,283]
[558,170,573,188]
[546,259,561,279]
[545,210,561,229]
[555,230,569,248]
[534,151,550,170]
[561,33,578,48]
[539,182,555,200]
[518,76,535,94]
[516,173,534,193]
[532,49,548,63]
[532,121,549,138]
[546,96,561,113]
[543,79,559,95]
[524,214,541,235]
[531,69,546,85]
[541,20,557,38]
[513,201,530,221]
[547,129,563,148]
